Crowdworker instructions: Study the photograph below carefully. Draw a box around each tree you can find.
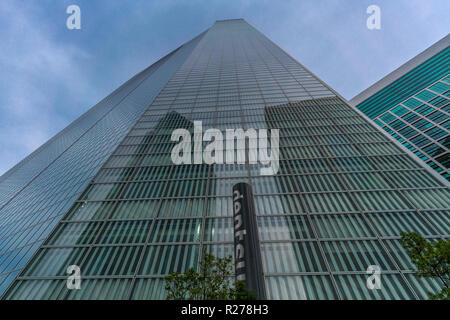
[400,232,450,300]
[165,253,257,300]
[234,280,257,300]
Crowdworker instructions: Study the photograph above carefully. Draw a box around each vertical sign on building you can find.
[233,182,266,299]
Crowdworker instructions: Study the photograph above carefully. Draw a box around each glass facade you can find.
[372,75,450,180]
[2,19,450,300]
[0,31,204,295]
[351,36,449,180]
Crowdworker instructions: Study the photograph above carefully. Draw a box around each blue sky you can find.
[0,0,449,175]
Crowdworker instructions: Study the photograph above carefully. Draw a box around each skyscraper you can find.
[1,19,449,300]
[350,35,450,181]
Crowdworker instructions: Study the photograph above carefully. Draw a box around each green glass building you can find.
[1,19,449,300]
[350,35,450,181]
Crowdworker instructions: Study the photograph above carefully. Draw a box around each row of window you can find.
[37,210,446,248]
[5,273,441,300]
[90,169,439,191]
[15,234,448,281]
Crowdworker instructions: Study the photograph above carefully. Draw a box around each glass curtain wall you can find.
[3,19,450,300]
